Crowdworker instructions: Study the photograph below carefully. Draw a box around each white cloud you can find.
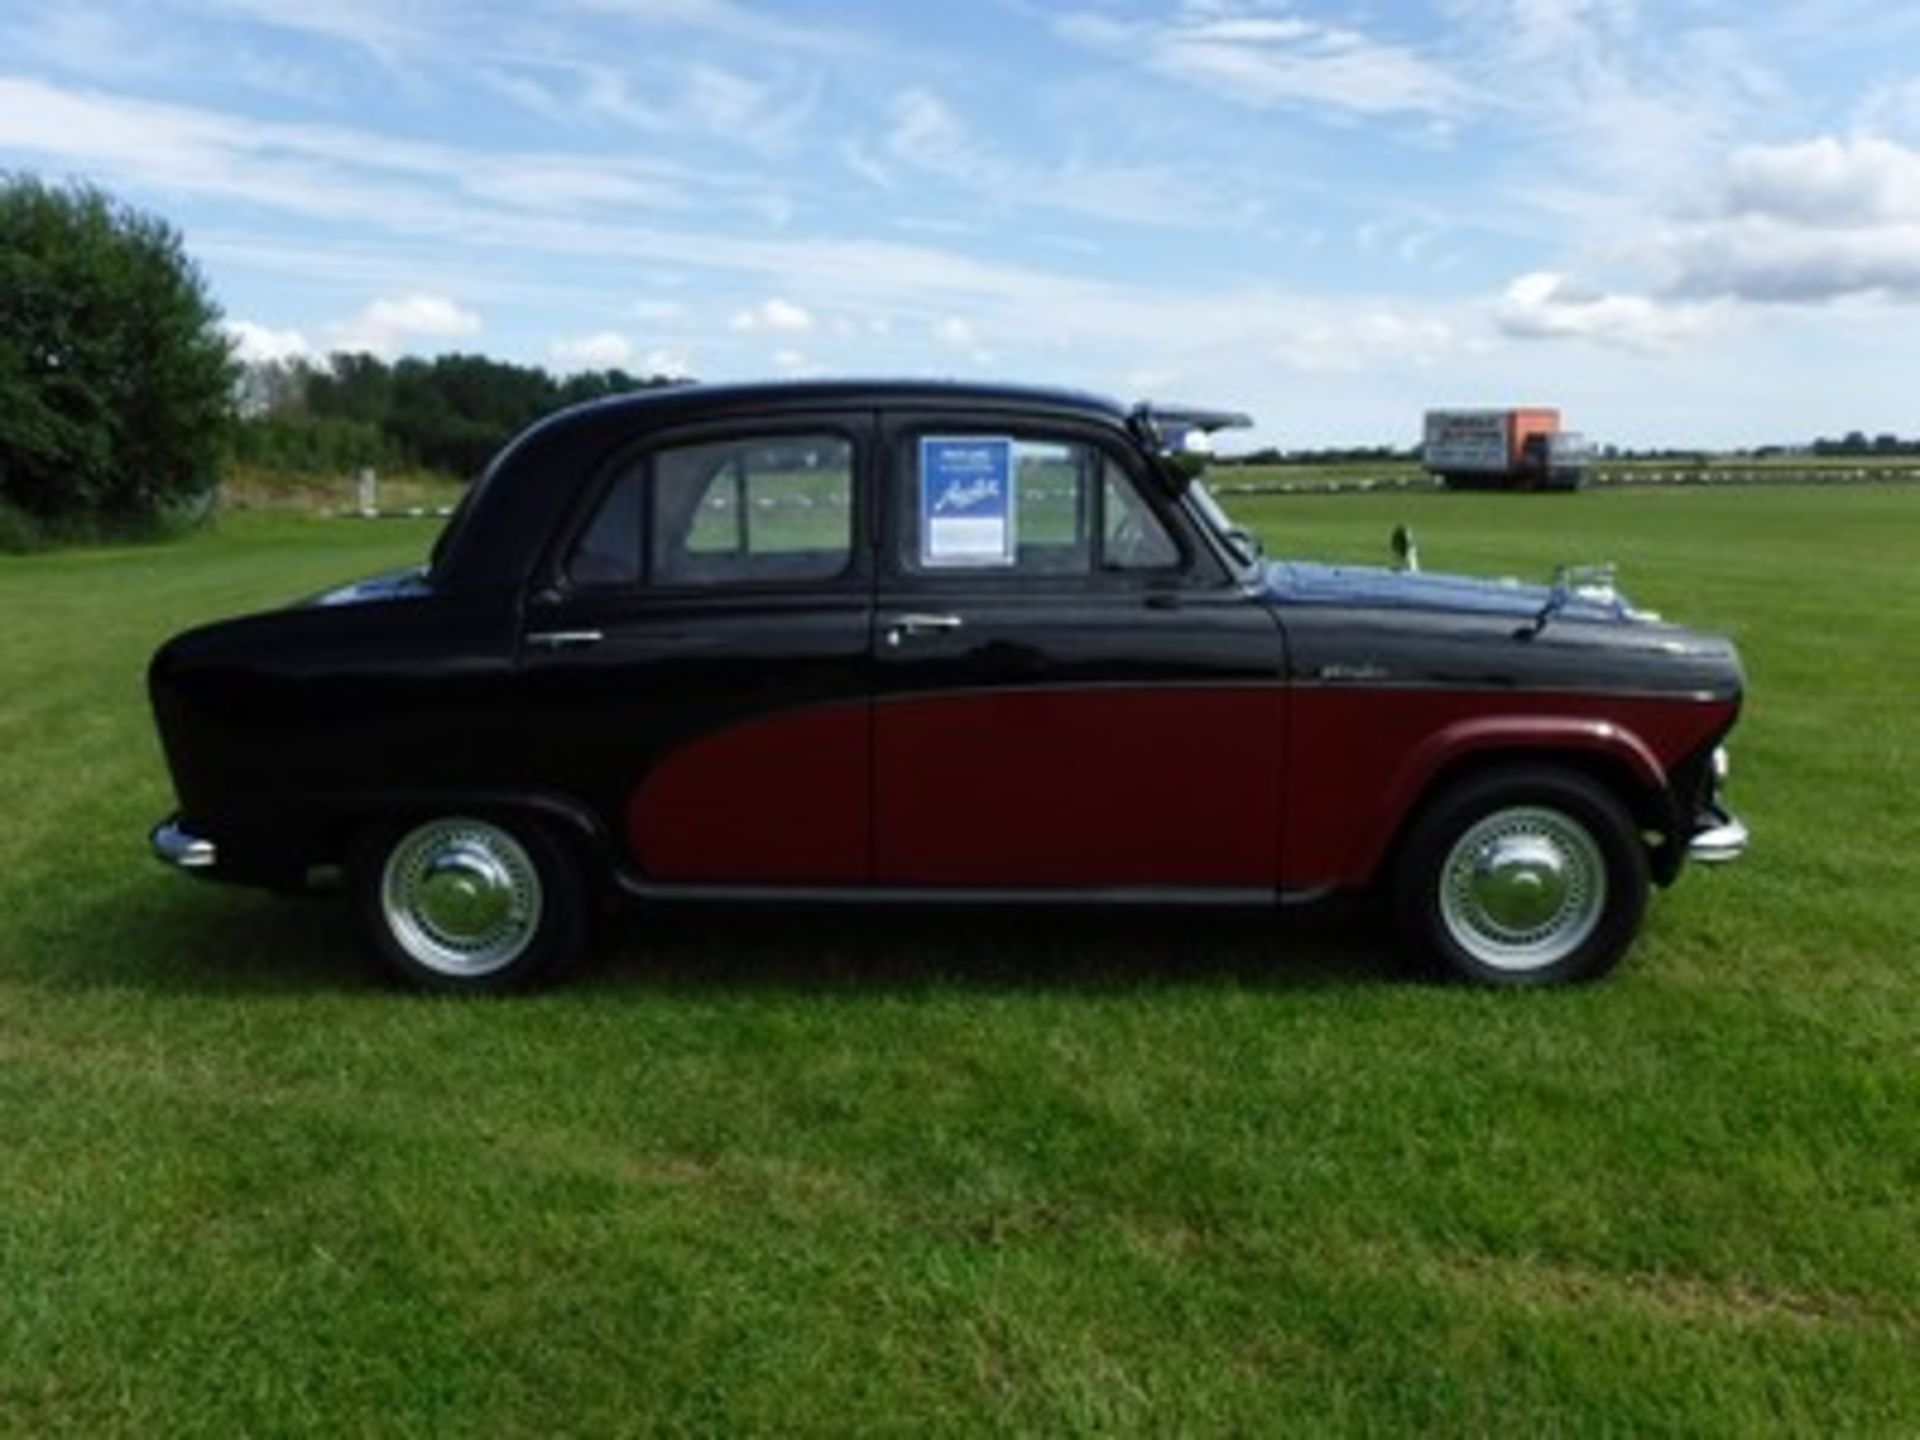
[1856,77,1920,143]
[1647,136,1920,304]
[0,75,775,234]
[189,0,421,70]
[839,138,892,190]
[770,347,816,375]
[1661,218,1920,304]
[877,85,1234,229]
[1717,135,1920,227]
[729,297,814,332]
[924,314,995,366]
[640,348,696,378]
[225,319,311,363]
[566,57,820,153]
[1495,272,1718,352]
[1056,2,1462,120]
[570,0,860,56]
[549,330,636,371]
[1274,311,1457,372]
[553,335,692,377]
[886,88,996,185]
[331,294,481,357]
[629,299,689,323]
[929,315,976,348]
[1449,0,1767,228]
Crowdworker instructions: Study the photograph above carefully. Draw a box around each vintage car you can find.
[148,380,1746,991]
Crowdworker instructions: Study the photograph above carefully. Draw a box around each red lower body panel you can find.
[624,684,1735,893]
[628,703,871,883]
[627,687,1283,887]
[873,688,1283,887]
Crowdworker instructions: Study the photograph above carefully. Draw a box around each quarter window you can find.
[565,469,643,588]
[1102,468,1180,571]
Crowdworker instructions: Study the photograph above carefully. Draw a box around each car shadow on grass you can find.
[41,880,1408,998]
[586,901,1408,997]
[19,882,379,997]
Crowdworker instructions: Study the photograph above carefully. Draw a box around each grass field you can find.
[2,488,1916,1433]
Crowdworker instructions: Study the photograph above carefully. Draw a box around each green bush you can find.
[0,175,235,529]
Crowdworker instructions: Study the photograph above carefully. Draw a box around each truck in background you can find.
[1422,408,1593,491]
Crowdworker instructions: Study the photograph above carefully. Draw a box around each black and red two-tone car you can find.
[148,380,1746,991]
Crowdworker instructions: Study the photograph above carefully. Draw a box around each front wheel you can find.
[352,813,589,993]
[1391,766,1649,985]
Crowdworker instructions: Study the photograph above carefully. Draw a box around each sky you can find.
[4,0,1920,450]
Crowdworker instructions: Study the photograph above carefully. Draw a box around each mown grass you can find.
[1,489,1916,1433]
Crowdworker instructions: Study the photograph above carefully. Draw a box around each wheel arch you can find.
[324,787,623,908]
[1352,718,1681,891]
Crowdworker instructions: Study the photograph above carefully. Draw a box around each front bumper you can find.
[151,816,218,872]
[1688,805,1748,864]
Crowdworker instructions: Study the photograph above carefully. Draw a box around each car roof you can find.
[548,377,1132,429]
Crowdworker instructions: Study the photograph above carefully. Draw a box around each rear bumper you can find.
[151,815,218,872]
[1688,806,1748,864]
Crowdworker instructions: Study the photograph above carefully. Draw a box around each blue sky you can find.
[5,0,1920,448]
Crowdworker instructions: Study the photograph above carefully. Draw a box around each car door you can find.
[517,411,877,885]
[871,409,1287,891]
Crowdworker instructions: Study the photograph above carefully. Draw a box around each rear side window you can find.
[564,432,854,590]
[655,434,853,586]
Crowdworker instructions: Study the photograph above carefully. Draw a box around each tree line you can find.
[2,171,688,545]
[233,353,686,480]
[1802,431,1920,458]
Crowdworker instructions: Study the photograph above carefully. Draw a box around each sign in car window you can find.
[919,436,1015,567]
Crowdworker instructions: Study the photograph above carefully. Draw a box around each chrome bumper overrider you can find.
[151,817,218,871]
[1688,809,1748,864]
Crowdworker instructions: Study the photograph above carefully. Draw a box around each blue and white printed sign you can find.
[920,436,1015,567]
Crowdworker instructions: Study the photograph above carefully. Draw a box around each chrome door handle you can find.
[884,613,964,646]
[526,629,605,651]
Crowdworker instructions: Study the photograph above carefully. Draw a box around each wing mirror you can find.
[1162,426,1215,481]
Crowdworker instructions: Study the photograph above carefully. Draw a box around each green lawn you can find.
[1,490,1916,1433]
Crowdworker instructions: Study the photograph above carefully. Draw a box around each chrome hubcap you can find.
[1439,806,1606,972]
[381,819,542,977]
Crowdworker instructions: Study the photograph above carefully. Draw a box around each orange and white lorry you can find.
[1422,408,1592,491]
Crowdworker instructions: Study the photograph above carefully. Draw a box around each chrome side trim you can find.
[1688,812,1749,864]
[618,878,1331,908]
[526,629,605,650]
[152,818,218,871]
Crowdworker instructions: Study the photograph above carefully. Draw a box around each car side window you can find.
[654,434,853,586]
[901,433,1177,577]
[1102,466,1180,571]
[565,467,644,588]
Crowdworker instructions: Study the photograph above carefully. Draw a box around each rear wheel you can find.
[353,813,588,992]
[1391,766,1649,985]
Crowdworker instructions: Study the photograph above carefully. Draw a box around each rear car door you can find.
[517,411,876,885]
[871,409,1287,891]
